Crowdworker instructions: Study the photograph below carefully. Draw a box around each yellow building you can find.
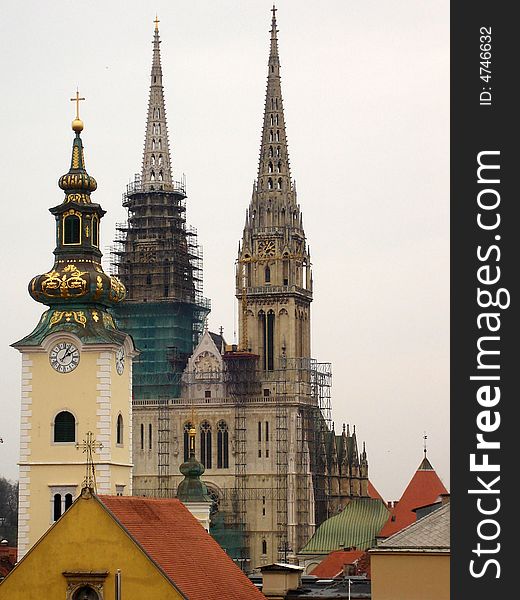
[370,502,450,600]
[11,103,136,558]
[0,488,266,600]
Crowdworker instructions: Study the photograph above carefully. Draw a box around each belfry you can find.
[12,97,135,558]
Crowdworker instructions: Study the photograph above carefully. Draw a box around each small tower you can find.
[176,422,212,531]
[237,5,313,368]
[12,97,136,558]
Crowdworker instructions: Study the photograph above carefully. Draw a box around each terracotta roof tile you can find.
[379,460,448,538]
[310,549,365,578]
[100,496,264,600]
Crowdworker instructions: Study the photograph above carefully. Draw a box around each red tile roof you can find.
[378,459,448,538]
[100,496,265,600]
[310,549,365,578]
[368,480,384,502]
[0,546,17,578]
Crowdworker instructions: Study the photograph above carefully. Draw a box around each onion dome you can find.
[16,93,128,347]
[177,425,212,503]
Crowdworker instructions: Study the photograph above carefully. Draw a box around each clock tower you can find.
[12,99,136,558]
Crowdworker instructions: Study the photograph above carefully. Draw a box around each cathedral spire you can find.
[141,16,173,191]
[257,4,292,193]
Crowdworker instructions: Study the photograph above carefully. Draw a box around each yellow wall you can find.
[18,332,133,553]
[371,552,450,600]
[0,494,184,600]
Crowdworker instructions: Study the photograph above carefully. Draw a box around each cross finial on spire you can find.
[423,432,428,457]
[154,14,160,32]
[70,89,85,120]
[76,431,103,492]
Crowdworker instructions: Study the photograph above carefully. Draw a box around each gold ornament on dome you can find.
[102,312,115,329]
[41,264,88,298]
[64,192,91,204]
[109,276,126,302]
[93,275,104,300]
[49,309,87,327]
[91,310,99,322]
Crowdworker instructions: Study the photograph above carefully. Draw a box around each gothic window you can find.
[268,178,273,190]
[91,215,99,247]
[258,421,262,442]
[265,266,271,283]
[266,310,275,371]
[158,139,162,149]
[63,215,81,245]
[277,178,282,190]
[276,130,280,141]
[217,420,229,469]
[157,123,161,134]
[116,414,123,445]
[262,539,267,555]
[155,108,160,118]
[276,146,281,157]
[269,146,274,157]
[265,421,269,442]
[140,423,144,450]
[271,99,275,109]
[200,421,212,469]
[277,161,282,173]
[54,411,75,443]
[270,115,274,126]
[152,139,156,150]
[158,154,163,165]
[150,170,156,181]
[183,421,193,462]
[158,171,163,181]
[269,131,274,142]
[268,162,274,173]
[151,154,156,165]
[148,423,152,450]
[275,99,279,109]
[276,115,279,125]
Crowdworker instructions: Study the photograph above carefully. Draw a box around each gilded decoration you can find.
[49,310,87,327]
[102,312,115,329]
[109,276,126,302]
[41,264,88,299]
[64,192,91,204]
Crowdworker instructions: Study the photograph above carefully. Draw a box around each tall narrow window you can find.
[258,421,262,442]
[200,421,212,469]
[265,266,271,283]
[140,423,144,450]
[53,494,62,521]
[262,540,267,555]
[217,420,229,469]
[259,311,267,370]
[183,421,193,462]
[91,215,99,247]
[116,414,123,445]
[64,493,73,510]
[148,423,152,450]
[265,421,269,442]
[54,411,75,443]
[267,310,275,371]
[63,215,80,245]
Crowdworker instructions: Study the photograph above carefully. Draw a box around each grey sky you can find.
[0,0,449,501]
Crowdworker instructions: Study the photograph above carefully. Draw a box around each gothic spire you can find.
[256,4,292,195]
[141,16,173,191]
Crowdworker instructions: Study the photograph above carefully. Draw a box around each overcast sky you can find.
[0,0,449,501]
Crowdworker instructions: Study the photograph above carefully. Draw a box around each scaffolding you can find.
[110,173,210,399]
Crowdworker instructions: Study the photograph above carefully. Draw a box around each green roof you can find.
[300,497,390,554]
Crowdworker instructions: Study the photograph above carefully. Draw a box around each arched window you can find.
[268,162,274,173]
[200,420,212,469]
[152,139,156,150]
[63,214,81,245]
[276,146,281,157]
[150,170,155,182]
[265,266,271,283]
[91,214,99,247]
[276,130,280,141]
[54,411,75,443]
[158,154,163,165]
[151,154,156,165]
[140,423,144,450]
[277,178,282,190]
[268,178,273,190]
[268,146,274,157]
[262,539,267,555]
[73,586,100,600]
[277,161,282,173]
[183,421,193,462]
[53,494,62,521]
[158,171,163,181]
[116,414,123,445]
[217,420,229,469]
[64,493,73,510]
[148,423,152,450]
[269,131,274,142]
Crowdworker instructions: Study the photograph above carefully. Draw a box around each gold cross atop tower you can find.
[154,14,160,32]
[70,89,85,120]
[76,431,103,492]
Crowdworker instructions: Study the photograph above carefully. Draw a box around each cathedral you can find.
[121,9,371,569]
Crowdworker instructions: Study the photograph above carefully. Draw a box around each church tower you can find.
[112,18,209,400]
[237,6,312,367]
[12,99,136,558]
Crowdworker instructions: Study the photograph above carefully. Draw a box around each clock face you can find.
[49,341,80,373]
[258,239,276,258]
[116,346,125,375]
